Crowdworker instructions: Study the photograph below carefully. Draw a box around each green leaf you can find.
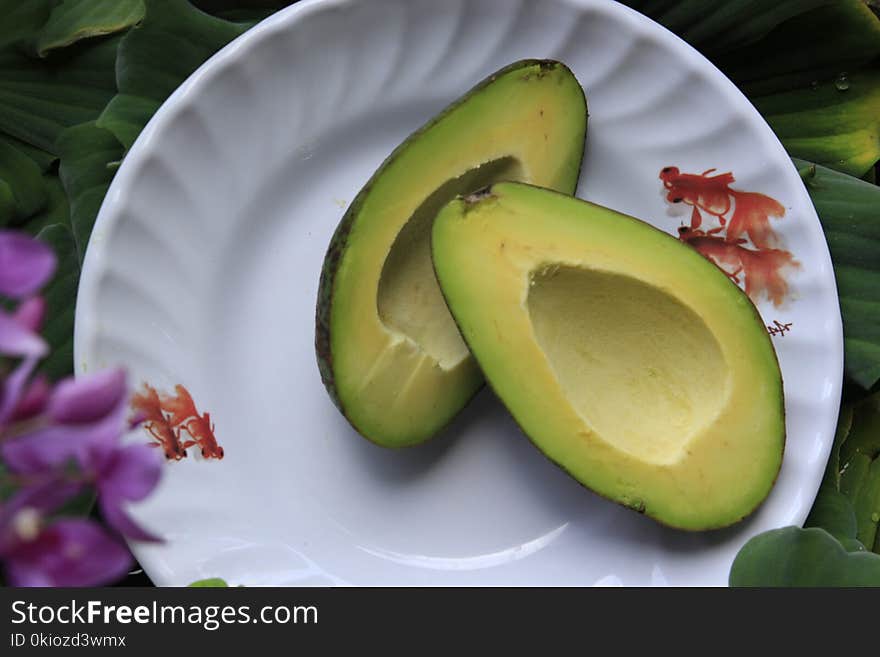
[0,35,119,153]
[0,180,13,219]
[97,0,250,148]
[626,0,880,175]
[212,8,280,23]
[822,403,854,490]
[0,133,57,171]
[850,458,880,549]
[188,578,229,587]
[841,453,871,500]
[805,486,859,542]
[0,0,54,50]
[730,527,880,586]
[718,1,880,96]
[841,392,880,464]
[96,93,159,151]
[56,122,124,261]
[672,0,833,57]
[53,489,96,518]
[796,159,880,389]
[21,173,69,237]
[36,221,79,380]
[36,0,145,57]
[757,71,880,177]
[0,137,47,223]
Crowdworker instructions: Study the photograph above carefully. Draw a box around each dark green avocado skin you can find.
[314,59,580,415]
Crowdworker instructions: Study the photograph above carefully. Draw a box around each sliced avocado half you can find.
[432,182,785,530]
[316,60,587,447]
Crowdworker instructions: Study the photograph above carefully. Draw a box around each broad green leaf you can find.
[627,0,810,46]
[54,489,96,519]
[851,458,880,549]
[841,537,869,552]
[188,578,229,587]
[213,8,281,23]
[22,174,68,239]
[625,1,880,175]
[97,0,250,148]
[805,486,859,543]
[841,453,871,501]
[626,1,878,73]
[730,527,880,586]
[36,222,79,380]
[797,159,880,389]
[0,35,119,153]
[823,404,854,490]
[674,0,833,56]
[36,0,144,57]
[841,392,880,464]
[0,134,57,171]
[0,180,13,219]
[757,72,880,177]
[13,173,78,380]
[56,122,123,260]
[0,138,47,224]
[0,0,54,50]
[718,1,880,96]
[96,93,159,151]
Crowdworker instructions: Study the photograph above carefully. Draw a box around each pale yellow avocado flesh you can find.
[431,183,785,529]
[317,61,587,447]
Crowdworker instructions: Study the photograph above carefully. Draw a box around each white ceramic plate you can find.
[75,0,843,586]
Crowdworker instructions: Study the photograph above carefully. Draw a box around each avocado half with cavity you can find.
[431,182,785,530]
[316,60,587,447]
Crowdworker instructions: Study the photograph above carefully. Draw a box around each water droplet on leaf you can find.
[835,73,850,91]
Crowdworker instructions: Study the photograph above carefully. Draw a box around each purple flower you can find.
[0,231,55,299]
[8,374,50,422]
[48,369,127,425]
[93,444,162,542]
[0,233,52,359]
[0,487,131,587]
[2,368,163,542]
[2,515,132,587]
[0,356,40,425]
[0,231,161,586]
[12,296,47,333]
[0,311,47,358]
[2,369,130,472]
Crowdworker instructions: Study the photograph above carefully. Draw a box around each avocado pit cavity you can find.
[527,266,729,466]
[378,157,523,368]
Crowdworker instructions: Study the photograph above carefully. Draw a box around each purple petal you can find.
[12,296,47,332]
[1,414,125,474]
[0,231,56,299]
[0,368,128,474]
[0,480,86,551]
[97,443,162,502]
[98,498,162,543]
[9,374,50,421]
[0,356,38,425]
[48,369,127,424]
[5,480,85,518]
[4,519,132,587]
[1,427,83,474]
[0,311,47,357]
